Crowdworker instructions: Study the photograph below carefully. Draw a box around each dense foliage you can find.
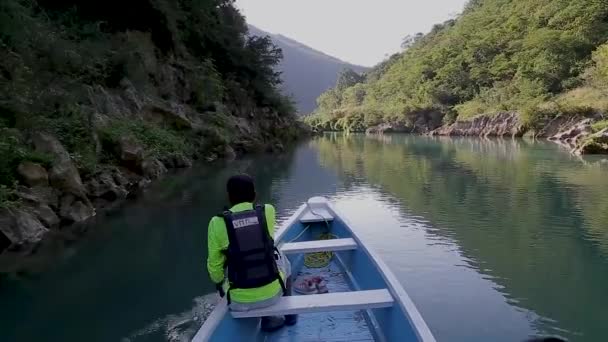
[0,0,295,197]
[307,0,608,131]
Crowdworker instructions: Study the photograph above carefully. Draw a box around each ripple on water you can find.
[125,294,219,342]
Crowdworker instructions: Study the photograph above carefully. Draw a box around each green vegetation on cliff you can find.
[307,0,608,132]
[0,0,299,205]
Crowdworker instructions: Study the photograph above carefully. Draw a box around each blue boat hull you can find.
[193,197,436,342]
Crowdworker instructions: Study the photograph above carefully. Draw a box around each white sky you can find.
[235,0,469,67]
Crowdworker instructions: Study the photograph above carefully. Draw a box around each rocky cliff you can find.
[0,0,306,257]
[307,0,608,145]
[430,112,608,155]
[248,25,368,115]
[430,112,524,138]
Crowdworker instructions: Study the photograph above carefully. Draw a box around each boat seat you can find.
[299,208,334,223]
[280,238,357,255]
[231,289,394,318]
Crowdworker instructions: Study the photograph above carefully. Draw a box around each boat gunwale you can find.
[322,199,437,342]
[192,203,309,342]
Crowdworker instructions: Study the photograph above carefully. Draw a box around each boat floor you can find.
[264,259,375,342]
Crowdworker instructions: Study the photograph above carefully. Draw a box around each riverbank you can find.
[0,0,307,265]
[0,123,306,273]
[356,111,607,155]
[304,0,608,159]
[428,112,608,155]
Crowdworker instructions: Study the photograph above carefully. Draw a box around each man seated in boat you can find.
[206,174,297,332]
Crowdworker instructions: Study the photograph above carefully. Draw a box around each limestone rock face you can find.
[574,128,608,155]
[431,112,524,137]
[548,119,593,147]
[366,123,410,134]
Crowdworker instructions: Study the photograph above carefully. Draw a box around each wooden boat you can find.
[192,197,436,342]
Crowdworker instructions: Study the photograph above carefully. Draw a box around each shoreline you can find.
[0,130,308,275]
[318,112,608,156]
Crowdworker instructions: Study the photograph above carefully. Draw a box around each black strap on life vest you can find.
[220,204,286,303]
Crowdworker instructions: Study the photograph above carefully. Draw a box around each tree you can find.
[308,0,608,130]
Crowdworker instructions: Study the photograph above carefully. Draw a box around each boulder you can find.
[160,154,191,169]
[48,159,89,200]
[574,128,608,155]
[59,195,95,223]
[15,186,60,209]
[32,133,89,202]
[0,228,10,253]
[13,186,61,229]
[173,154,192,168]
[432,112,524,137]
[141,105,193,130]
[266,142,285,153]
[234,118,254,136]
[33,204,60,229]
[549,119,593,147]
[142,158,167,179]
[59,194,75,219]
[86,170,129,202]
[366,123,410,134]
[112,169,130,187]
[117,136,144,169]
[0,208,48,247]
[66,201,96,223]
[17,162,49,187]
[138,178,152,189]
[410,110,445,133]
[204,153,218,162]
[224,145,236,161]
[161,156,175,169]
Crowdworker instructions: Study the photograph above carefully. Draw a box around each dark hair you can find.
[227,174,256,205]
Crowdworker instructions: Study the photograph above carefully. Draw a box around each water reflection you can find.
[1,134,606,342]
[314,134,608,341]
[0,151,308,342]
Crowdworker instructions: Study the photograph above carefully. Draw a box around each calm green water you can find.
[1,134,608,342]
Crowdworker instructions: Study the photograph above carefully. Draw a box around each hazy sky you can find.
[235,0,469,67]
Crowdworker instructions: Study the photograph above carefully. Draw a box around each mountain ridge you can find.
[248,25,368,114]
[305,0,608,154]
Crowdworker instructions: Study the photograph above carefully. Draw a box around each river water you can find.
[1,134,607,342]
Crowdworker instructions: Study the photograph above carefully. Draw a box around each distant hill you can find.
[306,0,608,133]
[248,25,368,115]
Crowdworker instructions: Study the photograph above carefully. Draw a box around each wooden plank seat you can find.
[231,289,394,318]
[279,238,357,254]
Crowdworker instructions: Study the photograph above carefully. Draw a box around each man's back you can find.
[206,202,283,304]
